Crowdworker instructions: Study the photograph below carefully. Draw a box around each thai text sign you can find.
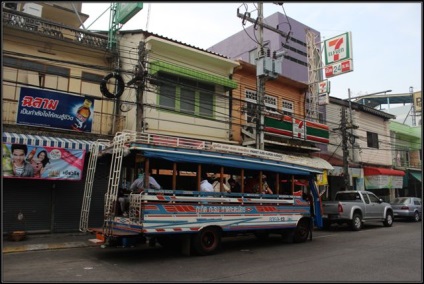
[325,59,353,78]
[2,143,85,180]
[364,175,403,189]
[17,87,94,132]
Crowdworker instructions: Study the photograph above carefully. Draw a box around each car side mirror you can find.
[379,198,384,203]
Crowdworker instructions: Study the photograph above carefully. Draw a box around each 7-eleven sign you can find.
[318,79,330,94]
[324,32,353,65]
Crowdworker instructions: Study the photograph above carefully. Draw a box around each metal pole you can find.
[341,106,350,190]
[136,42,146,132]
[256,2,265,150]
[348,88,354,162]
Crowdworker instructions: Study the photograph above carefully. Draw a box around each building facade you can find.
[2,4,333,234]
[2,3,122,233]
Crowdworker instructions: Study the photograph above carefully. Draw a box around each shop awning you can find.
[410,171,422,182]
[2,132,102,152]
[363,167,405,176]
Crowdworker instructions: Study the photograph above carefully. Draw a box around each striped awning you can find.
[2,132,99,151]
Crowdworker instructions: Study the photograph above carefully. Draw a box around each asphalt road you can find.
[2,220,422,282]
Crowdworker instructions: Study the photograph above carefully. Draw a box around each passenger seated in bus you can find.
[119,171,162,216]
[228,178,241,193]
[252,175,273,194]
[129,171,161,193]
[211,174,231,193]
[200,173,214,192]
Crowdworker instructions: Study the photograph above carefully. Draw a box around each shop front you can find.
[363,167,405,202]
[2,132,108,234]
[401,169,422,198]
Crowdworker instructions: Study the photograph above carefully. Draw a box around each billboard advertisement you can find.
[2,143,85,180]
[17,87,94,132]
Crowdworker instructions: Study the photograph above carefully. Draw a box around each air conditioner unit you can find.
[22,3,42,17]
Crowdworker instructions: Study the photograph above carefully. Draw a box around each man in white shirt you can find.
[129,173,161,193]
[200,173,214,192]
[119,172,161,216]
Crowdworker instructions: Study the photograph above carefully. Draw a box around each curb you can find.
[3,241,93,254]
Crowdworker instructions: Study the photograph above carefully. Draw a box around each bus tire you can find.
[293,218,310,243]
[192,227,221,256]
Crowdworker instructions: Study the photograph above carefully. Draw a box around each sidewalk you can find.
[2,232,99,254]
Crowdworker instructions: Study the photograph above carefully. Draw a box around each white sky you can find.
[81,2,422,100]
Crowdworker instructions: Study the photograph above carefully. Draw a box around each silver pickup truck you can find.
[321,190,394,231]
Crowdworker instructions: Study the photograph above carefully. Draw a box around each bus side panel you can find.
[140,203,311,234]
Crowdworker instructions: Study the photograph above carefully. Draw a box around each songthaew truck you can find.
[80,131,330,255]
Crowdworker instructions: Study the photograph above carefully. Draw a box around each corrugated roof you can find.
[330,96,396,120]
[119,29,231,59]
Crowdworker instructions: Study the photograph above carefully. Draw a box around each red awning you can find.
[363,167,405,176]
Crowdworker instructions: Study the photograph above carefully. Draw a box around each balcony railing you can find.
[3,9,109,50]
[392,157,422,170]
[2,99,125,135]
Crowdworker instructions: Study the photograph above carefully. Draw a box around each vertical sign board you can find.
[413,91,421,112]
[116,3,143,24]
[324,32,354,78]
[317,79,330,105]
[17,87,94,132]
[318,80,330,95]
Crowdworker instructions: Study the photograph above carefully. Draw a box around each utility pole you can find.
[341,106,350,190]
[127,41,148,132]
[256,3,265,150]
[236,3,289,150]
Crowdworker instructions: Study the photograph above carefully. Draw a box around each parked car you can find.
[390,197,422,222]
[321,190,393,231]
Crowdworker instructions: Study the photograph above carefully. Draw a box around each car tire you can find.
[383,211,394,227]
[413,211,420,222]
[350,213,362,231]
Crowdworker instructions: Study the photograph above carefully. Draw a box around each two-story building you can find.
[314,97,406,202]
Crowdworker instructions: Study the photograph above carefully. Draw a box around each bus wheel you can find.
[192,227,221,256]
[293,219,310,243]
